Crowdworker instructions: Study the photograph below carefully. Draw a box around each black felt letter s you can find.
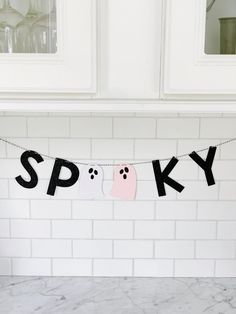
[15,151,44,189]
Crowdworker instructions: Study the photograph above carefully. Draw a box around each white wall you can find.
[0,0,236,277]
[0,112,236,277]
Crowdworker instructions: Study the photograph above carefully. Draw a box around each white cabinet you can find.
[1,0,236,111]
[100,0,162,99]
[163,0,236,98]
[0,0,96,98]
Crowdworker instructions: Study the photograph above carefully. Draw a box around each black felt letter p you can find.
[47,158,80,196]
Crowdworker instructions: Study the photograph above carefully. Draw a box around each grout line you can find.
[70,200,73,219]
[152,240,155,259]
[112,240,114,259]
[213,259,216,277]
[9,218,12,238]
[2,217,236,223]
[173,259,176,277]
[174,220,177,240]
[50,220,53,238]
[7,179,10,199]
[2,237,236,241]
[50,258,53,276]
[92,220,94,239]
[10,258,13,276]
[92,259,94,276]
[29,200,32,219]
[30,239,33,258]
[71,240,73,258]
[195,201,198,220]
[154,201,157,220]
[132,221,135,240]
[1,256,234,261]
[217,180,221,201]
[112,201,115,220]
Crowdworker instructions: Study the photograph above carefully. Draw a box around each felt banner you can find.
[0,137,234,200]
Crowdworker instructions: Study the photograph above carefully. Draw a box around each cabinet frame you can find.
[163,0,236,99]
[0,0,97,99]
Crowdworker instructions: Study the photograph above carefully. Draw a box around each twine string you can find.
[0,137,235,167]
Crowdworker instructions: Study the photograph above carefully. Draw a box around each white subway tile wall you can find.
[0,113,235,277]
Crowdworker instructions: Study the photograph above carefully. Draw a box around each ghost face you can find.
[88,167,99,180]
[119,166,130,180]
[79,165,104,199]
[111,164,137,201]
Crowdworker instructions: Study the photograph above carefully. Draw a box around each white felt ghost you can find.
[111,164,137,200]
[79,164,104,199]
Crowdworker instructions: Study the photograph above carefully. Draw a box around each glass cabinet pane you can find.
[0,0,57,53]
[205,0,236,54]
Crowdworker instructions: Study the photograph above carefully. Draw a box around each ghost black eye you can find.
[94,170,98,175]
[89,168,93,174]
[125,167,129,173]
[120,169,124,174]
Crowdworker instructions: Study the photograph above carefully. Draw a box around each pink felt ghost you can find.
[111,164,137,200]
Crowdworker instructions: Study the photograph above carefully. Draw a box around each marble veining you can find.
[0,277,236,314]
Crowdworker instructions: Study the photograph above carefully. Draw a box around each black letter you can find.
[47,158,80,196]
[189,146,216,186]
[15,151,44,189]
[152,157,185,197]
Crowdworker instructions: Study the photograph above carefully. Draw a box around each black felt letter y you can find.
[189,146,217,186]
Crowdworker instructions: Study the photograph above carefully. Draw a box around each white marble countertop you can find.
[0,277,236,314]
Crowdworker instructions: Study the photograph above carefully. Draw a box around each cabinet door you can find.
[100,0,162,99]
[0,0,96,98]
[164,0,236,98]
